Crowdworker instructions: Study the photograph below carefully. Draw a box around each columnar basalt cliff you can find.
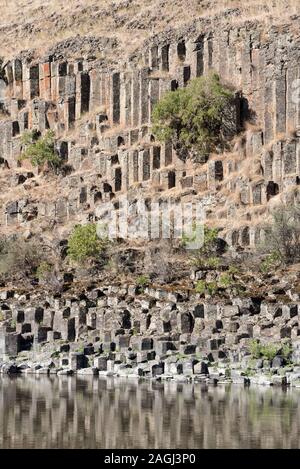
[1,19,300,245]
[1,282,300,385]
[1,11,300,379]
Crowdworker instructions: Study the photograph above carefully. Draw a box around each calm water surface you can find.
[0,376,299,448]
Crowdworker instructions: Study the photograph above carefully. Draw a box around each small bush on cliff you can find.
[0,236,42,278]
[20,130,61,171]
[192,226,225,268]
[260,251,281,273]
[136,275,150,287]
[152,72,235,161]
[67,224,107,263]
[195,279,218,296]
[219,272,234,288]
[36,261,53,280]
[260,203,300,265]
[249,340,279,361]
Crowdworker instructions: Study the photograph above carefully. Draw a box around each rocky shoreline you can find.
[1,283,300,389]
[1,345,300,388]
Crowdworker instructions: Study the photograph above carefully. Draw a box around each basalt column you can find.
[120,72,132,128]
[80,72,91,115]
[140,68,150,126]
[13,59,23,100]
[131,71,140,127]
[111,72,120,125]
[66,71,76,130]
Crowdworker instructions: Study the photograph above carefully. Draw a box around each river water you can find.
[0,376,299,448]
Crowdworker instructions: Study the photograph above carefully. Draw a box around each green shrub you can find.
[180,222,205,252]
[195,279,218,296]
[10,319,16,329]
[249,340,279,361]
[76,345,84,353]
[260,251,282,273]
[281,342,293,361]
[249,340,262,359]
[67,224,107,263]
[206,281,218,296]
[206,257,220,269]
[261,203,300,265]
[20,130,61,170]
[181,226,198,247]
[152,72,234,160]
[195,269,241,297]
[0,236,43,278]
[243,368,255,377]
[260,343,278,361]
[192,225,222,266]
[195,280,206,295]
[136,275,150,287]
[228,265,240,275]
[219,272,234,288]
[36,261,52,280]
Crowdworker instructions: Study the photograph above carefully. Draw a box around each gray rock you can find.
[36,367,50,375]
[1,363,19,374]
[271,375,287,386]
[152,363,164,377]
[271,355,286,368]
[57,368,74,376]
[77,367,98,375]
[194,361,209,375]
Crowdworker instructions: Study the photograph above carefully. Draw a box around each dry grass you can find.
[0,1,299,59]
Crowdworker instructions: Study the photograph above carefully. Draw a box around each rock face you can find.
[0,284,299,379]
[0,18,300,247]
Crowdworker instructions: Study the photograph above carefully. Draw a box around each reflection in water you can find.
[0,376,299,448]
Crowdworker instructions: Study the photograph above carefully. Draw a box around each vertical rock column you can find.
[286,64,298,132]
[29,64,40,100]
[39,60,51,101]
[226,31,238,89]
[149,77,159,120]
[65,65,76,131]
[275,65,287,136]
[272,141,283,188]
[131,70,140,127]
[76,67,91,120]
[50,61,58,102]
[120,72,132,128]
[218,31,230,82]
[120,150,129,191]
[4,62,14,103]
[111,72,120,125]
[98,70,111,120]
[1,121,13,167]
[89,68,101,112]
[55,62,68,132]
[264,69,275,145]
[128,149,139,186]
[140,68,150,126]
[195,35,205,78]
[13,59,23,100]
[203,33,214,75]
[22,62,31,102]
